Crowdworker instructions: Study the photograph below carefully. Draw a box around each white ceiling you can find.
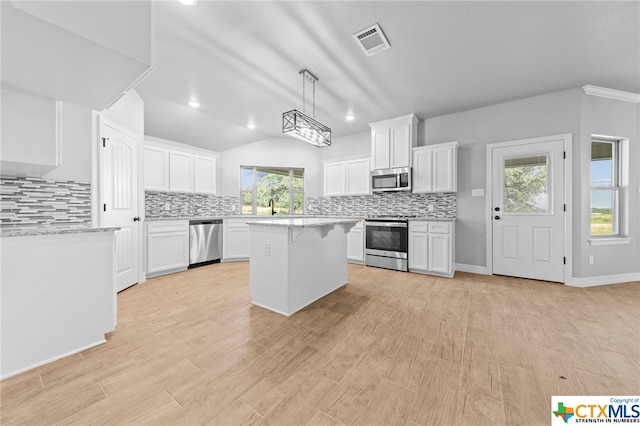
[136,1,640,152]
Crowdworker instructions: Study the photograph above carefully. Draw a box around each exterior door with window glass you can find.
[491,139,564,282]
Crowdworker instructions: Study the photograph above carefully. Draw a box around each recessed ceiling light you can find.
[178,0,198,6]
[345,114,355,121]
[188,100,200,108]
[247,123,256,130]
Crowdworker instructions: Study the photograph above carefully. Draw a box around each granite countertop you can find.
[145,215,366,221]
[0,225,121,238]
[409,217,456,222]
[246,217,360,228]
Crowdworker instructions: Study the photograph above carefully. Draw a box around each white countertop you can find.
[0,225,120,238]
[245,217,360,228]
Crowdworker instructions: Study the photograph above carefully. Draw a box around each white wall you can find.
[422,88,582,271]
[577,94,639,277]
[100,90,144,136]
[219,137,322,198]
[319,131,370,161]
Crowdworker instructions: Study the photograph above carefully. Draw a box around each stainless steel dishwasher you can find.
[189,219,223,267]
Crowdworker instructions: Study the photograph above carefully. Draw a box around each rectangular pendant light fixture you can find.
[282,69,331,147]
[282,109,331,147]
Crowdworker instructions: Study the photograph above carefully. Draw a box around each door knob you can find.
[494,216,501,220]
[133,217,141,222]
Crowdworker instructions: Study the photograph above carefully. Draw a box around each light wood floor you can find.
[2,263,639,425]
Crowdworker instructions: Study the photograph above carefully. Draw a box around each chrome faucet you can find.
[268,198,275,215]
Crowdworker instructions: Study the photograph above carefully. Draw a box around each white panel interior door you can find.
[491,138,564,282]
[101,120,140,292]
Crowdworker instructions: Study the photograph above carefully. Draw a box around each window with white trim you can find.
[241,166,304,215]
[590,138,621,236]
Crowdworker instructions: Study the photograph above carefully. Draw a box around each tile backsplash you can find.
[0,177,92,227]
[145,191,240,218]
[305,192,456,218]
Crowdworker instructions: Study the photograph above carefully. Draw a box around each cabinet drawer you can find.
[147,220,189,234]
[409,221,429,233]
[428,222,450,234]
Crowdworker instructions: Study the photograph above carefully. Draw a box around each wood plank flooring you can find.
[2,263,639,425]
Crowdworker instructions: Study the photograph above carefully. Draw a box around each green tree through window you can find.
[241,167,304,215]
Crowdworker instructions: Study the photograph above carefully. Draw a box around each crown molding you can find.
[582,85,640,103]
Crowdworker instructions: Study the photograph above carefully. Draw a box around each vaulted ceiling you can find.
[132,2,639,151]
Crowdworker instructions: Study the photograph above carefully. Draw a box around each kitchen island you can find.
[1,226,118,379]
[246,218,358,316]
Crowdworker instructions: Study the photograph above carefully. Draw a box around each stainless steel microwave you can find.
[371,167,412,192]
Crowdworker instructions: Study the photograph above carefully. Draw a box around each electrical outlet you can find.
[589,255,594,265]
[472,188,485,197]
[164,202,171,211]
[428,204,434,212]
[264,243,270,256]
[231,203,237,211]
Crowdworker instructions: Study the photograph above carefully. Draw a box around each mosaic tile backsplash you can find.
[1,177,92,227]
[145,191,241,218]
[305,191,456,218]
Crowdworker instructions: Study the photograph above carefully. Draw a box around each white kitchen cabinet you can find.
[143,145,170,191]
[347,220,365,263]
[223,218,250,261]
[408,220,455,277]
[324,157,370,196]
[369,114,418,170]
[144,141,218,195]
[324,162,346,196]
[145,220,189,277]
[408,232,428,270]
[193,155,216,194]
[169,151,193,193]
[412,141,458,193]
[345,159,370,195]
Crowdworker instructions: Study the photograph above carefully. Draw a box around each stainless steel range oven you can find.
[364,217,409,271]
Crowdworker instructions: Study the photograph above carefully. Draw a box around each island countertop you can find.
[245,217,360,228]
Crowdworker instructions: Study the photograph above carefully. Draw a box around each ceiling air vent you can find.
[353,23,390,56]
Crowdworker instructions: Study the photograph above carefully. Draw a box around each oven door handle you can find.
[365,222,408,228]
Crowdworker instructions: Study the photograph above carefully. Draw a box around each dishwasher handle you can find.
[189,219,223,226]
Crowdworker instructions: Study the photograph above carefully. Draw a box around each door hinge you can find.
[563,151,566,159]
[563,257,566,265]
[101,137,109,147]
[103,204,107,212]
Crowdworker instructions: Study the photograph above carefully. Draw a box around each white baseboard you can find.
[454,263,490,275]
[1,338,107,380]
[567,272,640,287]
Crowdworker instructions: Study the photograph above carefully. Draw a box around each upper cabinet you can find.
[1,1,153,111]
[369,114,418,170]
[168,151,193,193]
[143,145,169,192]
[412,141,459,193]
[144,141,218,195]
[324,158,370,196]
[193,156,217,194]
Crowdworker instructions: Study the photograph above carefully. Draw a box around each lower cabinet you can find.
[223,218,250,261]
[146,220,189,277]
[347,220,365,263]
[408,220,455,277]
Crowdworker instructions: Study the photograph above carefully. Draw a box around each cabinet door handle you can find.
[494,216,501,220]
[133,217,141,222]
